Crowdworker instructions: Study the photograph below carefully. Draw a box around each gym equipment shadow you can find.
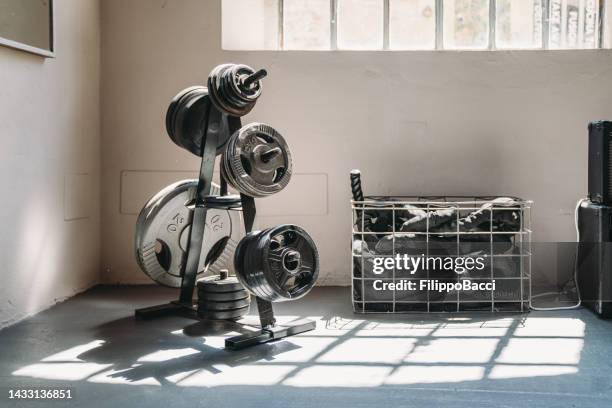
[4,286,612,407]
[74,316,301,384]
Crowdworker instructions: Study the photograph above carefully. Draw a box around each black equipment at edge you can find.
[588,121,612,205]
[578,121,612,318]
[578,199,612,318]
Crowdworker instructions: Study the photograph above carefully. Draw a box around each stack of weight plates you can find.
[197,275,251,320]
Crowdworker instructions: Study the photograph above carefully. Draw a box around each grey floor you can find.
[1,286,612,408]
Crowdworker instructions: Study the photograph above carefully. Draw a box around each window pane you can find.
[548,0,600,49]
[284,0,331,50]
[222,0,279,50]
[443,0,490,49]
[604,2,612,48]
[496,0,543,49]
[389,0,436,50]
[337,0,384,50]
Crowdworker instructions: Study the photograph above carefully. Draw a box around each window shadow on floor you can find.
[6,286,612,406]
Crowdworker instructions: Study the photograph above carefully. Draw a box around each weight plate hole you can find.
[241,155,252,175]
[204,236,229,268]
[283,251,301,273]
[155,239,172,271]
[273,168,283,183]
[270,239,281,250]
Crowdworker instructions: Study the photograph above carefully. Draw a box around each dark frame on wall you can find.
[0,0,55,58]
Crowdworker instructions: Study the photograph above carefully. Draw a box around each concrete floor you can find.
[1,286,612,407]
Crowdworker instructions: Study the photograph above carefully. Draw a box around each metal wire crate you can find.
[351,196,532,313]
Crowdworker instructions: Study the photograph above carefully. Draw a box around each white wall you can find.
[0,0,101,327]
[101,0,612,286]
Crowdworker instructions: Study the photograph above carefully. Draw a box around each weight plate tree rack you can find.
[135,66,315,349]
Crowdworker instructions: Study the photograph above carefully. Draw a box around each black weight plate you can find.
[233,231,263,293]
[197,305,250,320]
[197,275,244,293]
[174,88,210,156]
[208,64,262,117]
[197,289,249,302]
[167,86,207,153]
[198,297,251,311]
[166,86,229,156]
[166,86,202,145]
[261,225,319,301]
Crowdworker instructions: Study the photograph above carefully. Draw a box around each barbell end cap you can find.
[242,69,268,88]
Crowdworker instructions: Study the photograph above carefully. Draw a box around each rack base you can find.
[225,318,316,350]
[135,301,196,320]
[135,304,315,350]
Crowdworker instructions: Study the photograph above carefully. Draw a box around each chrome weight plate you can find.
[221,123,292,197]
[234,225,319,302]
[135,179,241,287]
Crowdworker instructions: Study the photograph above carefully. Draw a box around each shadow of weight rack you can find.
[134,64,320,350]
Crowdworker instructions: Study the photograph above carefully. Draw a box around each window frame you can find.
[230,0,610,50]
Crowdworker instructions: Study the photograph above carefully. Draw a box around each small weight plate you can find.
[208,64,261,117]
[197,275,245,293]
[197,305,250,320]
[197,290,249,302]
[134,180,242,287]
[197,297,251,311]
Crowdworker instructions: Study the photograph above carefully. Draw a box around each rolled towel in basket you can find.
[400,208,455,233]
[459,197,521,232]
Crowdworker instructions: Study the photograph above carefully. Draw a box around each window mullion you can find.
[489,0,496,50]
[599,0,605,48]
[383,0,390,50]
[542,0,550,49]
[278,0,284,50]
[331,0,338,50]
[435,0,443,50]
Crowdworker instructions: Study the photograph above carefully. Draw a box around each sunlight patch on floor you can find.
[88,367,161,386]
[496,338,584,365]
[10,315,587,388]
[137,348,201,362]
[177,364,297,387]
[489,364,579,379]
[262,337,337,363]
[404,338,499,364]
[385,365,486,384]
[13,363,112,381]
[317,337,416,364]
[282,365,392,387]
[41,340,105,362]
[513,318,586,338]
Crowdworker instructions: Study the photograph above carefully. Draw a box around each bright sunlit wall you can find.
[222,0,611,50]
